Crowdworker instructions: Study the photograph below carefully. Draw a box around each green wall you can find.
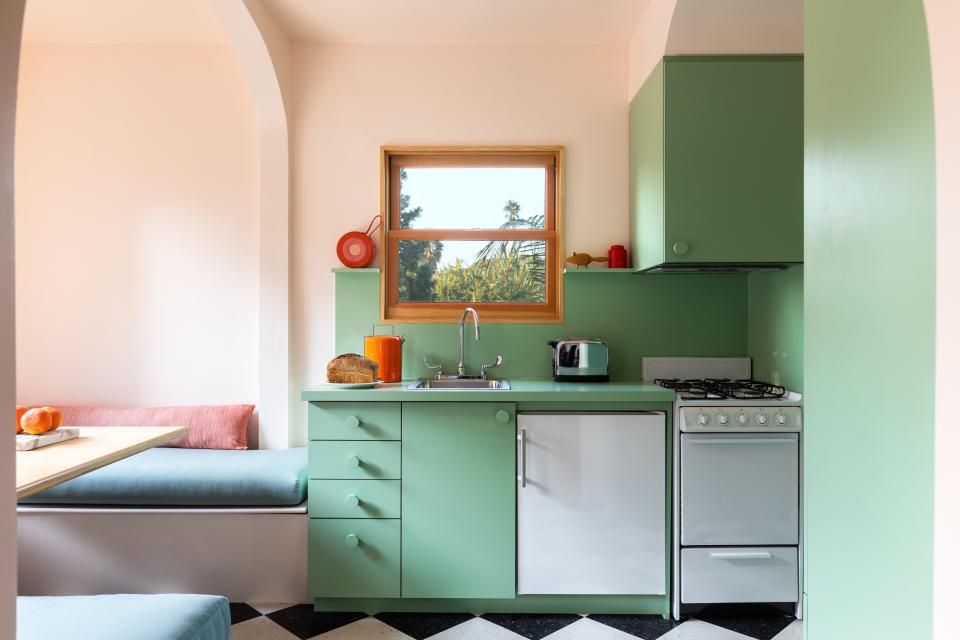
[748,267,803,392]
[335,270,749,381]
[805,1,935,638]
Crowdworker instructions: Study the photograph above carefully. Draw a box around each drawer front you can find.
[309,480,401,518]
[681,547,798,604]
[308,519,400,598]
[309,402,401,441]
[309,441,401,480]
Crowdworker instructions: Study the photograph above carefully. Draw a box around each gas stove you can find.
[654,378,787,401]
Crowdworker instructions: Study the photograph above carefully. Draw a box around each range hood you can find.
[640,262,796,274]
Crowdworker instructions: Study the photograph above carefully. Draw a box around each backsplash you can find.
[747,266,804,392]
[335,270,750,381]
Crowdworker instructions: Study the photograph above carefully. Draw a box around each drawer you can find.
[681,547,798,604]
[308,519,400,598]
[309,441,401,480]
[309,480,401,518]
[309,402,401,441]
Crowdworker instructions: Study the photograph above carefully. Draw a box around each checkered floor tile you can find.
[230,604,802,640]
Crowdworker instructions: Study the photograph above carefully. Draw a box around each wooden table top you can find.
[15,426,187,500]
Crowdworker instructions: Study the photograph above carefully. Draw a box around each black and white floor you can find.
[229,604,801,640]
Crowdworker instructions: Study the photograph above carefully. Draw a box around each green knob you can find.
[344,534,359,548]
[346,494,360,507]
[495,409,511,424]
[346,415,361,428]
[346,455,361,468]
[673,241,689,256]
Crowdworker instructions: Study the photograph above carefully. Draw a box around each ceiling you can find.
[21,0,228,43]
[666,0,803,54]
[259,0,653,44]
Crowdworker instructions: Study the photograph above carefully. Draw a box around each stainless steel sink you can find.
[408,378,511,390]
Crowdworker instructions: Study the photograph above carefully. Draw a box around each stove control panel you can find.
[680,406,802,432]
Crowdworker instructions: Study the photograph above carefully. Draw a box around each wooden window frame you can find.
[380,145,564,324]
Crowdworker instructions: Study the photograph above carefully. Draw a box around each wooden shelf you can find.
[563,268,636,275]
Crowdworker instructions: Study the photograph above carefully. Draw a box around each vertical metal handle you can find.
[517,429,526,488]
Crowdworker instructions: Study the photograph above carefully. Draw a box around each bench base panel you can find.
[17,505,309,604]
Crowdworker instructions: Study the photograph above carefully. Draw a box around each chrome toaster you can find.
[547,337,610,382]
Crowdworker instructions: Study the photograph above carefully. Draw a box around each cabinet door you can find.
[663,56,803,264]
[401,403,516,599]
[517,413,666,595]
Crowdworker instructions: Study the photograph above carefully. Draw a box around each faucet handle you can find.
[480,356,503,380]
[422,356,444,380]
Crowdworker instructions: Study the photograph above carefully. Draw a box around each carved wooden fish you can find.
[566,252,609,268]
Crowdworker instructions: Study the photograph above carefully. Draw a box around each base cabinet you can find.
[308,519,400,598]
[401,403,516,599]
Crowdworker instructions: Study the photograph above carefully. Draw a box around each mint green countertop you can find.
[301,380,675,403]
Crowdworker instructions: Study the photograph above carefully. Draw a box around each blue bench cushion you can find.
[17,594,230,640]
[21,447,307,506]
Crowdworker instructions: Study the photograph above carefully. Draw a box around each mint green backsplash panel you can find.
[401,403,516,598]
[805,1,935,639]
[334,272,748,380]
[747,267,803,392]
[664,57,803,265]
[630,61,666,271]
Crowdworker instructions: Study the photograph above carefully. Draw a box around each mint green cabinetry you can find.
[308,519,401,598]
[401,403,516,599]
[630,56,803,271]
[308,479,401,518]
[309,441,401,480]
[308,402,401,440]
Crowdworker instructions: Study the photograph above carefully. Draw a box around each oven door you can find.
[680,432,799,546]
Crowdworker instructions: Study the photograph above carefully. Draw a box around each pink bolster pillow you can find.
[56,405,254,450]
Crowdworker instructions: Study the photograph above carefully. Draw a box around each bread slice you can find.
[327,353,379,383]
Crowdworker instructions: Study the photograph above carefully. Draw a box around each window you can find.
[380,146,564,323]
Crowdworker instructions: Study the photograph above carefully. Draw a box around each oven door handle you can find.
[687,438,794,445]
[709,551,773,560]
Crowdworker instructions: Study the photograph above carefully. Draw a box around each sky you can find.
[402,167,545,266]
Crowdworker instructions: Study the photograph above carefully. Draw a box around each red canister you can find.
[608,244,628,268]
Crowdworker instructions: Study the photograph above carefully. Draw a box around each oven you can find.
[680,432,799,546]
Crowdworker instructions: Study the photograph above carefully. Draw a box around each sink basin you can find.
[408,378,511,390]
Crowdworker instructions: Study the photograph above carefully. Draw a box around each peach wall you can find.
[1,4,25,637]
[14,44,260,439]
[925,1,960,638]
[628,0,678,98]
[290,42,628,440]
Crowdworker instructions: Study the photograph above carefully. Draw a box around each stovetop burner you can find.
[655,378,786,400]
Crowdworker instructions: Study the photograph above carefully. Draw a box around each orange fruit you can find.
[41,406,62,430]
[15,405,26,434]
[20,408,53,435]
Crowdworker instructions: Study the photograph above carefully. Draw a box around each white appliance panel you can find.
[681,547,799,604]
[517,413,665,595]
[680,432,799,546]
[641,357,751,382]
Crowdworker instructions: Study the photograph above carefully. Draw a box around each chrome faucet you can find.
[421,307,503,380]
[458,307,480,377]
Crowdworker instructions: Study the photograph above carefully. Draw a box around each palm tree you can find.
[475,200,547,284]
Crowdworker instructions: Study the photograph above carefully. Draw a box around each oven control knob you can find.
[737,412,749,425]
[755,413,769,425]
[697,413,710,425]
[716,413,729,425]
[776,412,788,425]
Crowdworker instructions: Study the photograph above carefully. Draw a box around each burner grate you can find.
[655,378,786,400]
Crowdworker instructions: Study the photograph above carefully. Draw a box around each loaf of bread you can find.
[327,353,379,383]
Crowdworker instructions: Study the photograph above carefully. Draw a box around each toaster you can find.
[547,337,610,382]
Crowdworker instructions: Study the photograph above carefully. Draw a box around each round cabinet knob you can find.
[345,415,361,428]
[697,413,710,425]
[716,413,729,425]
[737,412,749,425]
[346,455,361,468]
[345,494,360,507]
[344,534,360,548]
[495,410,511,424]
[673,241,689,256]
[756,413,769,425]
[776,412,788,425]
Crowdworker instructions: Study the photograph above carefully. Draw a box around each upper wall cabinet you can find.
[630,56,803,272]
